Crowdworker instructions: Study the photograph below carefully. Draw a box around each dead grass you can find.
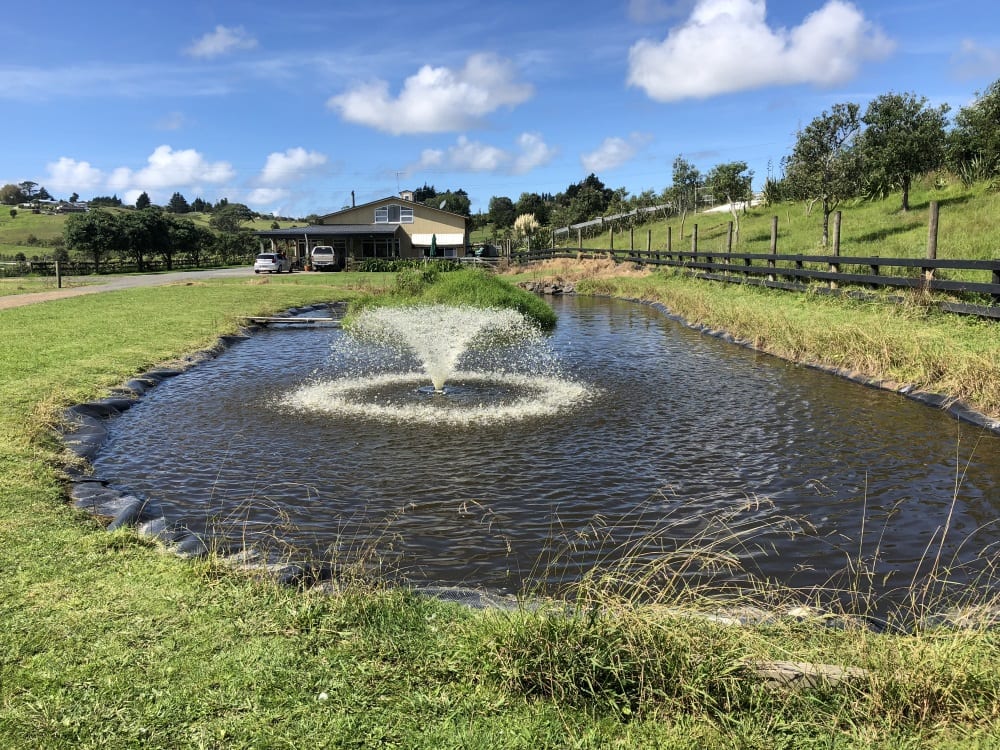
[503,257,652,285]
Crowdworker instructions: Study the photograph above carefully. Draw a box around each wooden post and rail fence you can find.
[513,202,1000,319]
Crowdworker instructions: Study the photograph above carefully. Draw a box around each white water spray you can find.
[348,304,537,392]
[286,304,591,425]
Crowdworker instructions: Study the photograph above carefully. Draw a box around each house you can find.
[254,194,469,267]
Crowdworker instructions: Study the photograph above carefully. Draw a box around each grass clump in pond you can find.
[345,265,557,331]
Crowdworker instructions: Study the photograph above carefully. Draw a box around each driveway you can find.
[0,267,255,311]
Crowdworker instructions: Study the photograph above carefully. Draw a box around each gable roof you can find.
[321,196,467,223]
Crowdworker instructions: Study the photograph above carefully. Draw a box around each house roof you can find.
[253,224,401,239]
[321,196,468,223]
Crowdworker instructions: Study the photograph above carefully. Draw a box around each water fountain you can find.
[286,304,590,425]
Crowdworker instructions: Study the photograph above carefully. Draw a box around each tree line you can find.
[61,203,261,273]
[484,79,1000,248]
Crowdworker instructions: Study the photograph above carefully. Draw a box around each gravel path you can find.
[0,267,258,310]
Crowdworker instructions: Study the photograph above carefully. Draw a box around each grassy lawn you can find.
[0,276,101,296]
[2,272,1000,747]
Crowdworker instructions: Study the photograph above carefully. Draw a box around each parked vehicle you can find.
[310,245,342,271]
[253,253,291,274]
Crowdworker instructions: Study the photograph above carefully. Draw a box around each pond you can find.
[92,295,1000,613]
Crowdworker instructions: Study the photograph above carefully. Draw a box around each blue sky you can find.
[2,0,998,217]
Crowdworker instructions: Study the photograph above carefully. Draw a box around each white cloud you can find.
[328,53,533,134]
[107,145,235,192]
[259,148,328,185]
[155,112,187,131]
[247,187,291,206]
[627,0,894,101]
[952,39,1000,80]
[185,25,258,59]
[415,133,554,175]
[513,132,556,174]
[581,133,652,172]
[46,157,104,193]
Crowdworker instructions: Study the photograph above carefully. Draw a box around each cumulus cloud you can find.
[328,53,533,134]
[416,133,554,175]
[581,133,652,172]
[46,157,104,193]
[513,132,556,174]
[259,148,328,185]
[185,25,258,58]
[247,187,291,206]
[627,0,894,101]
[107,145,234,192]
[952,39,1000,80]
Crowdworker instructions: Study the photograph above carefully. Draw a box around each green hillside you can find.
[561,176,1000,263]
[0,209,308,259]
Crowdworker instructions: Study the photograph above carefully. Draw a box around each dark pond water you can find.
[92,295,1000,611]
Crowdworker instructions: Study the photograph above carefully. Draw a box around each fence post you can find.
[647,229,653,261]
[630,227,634,252]
[691,224,698,264]
[768,216,778,281]
[726,221,733,272]
[55,261,62,289]
[925,201,939,284]
[829,211,841,290]
[667,226,672,257]
[577,227,582,252]
[993,263,1000,305]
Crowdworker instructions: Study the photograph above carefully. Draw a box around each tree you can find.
[69,193,79,203]
[120,208,169,271]
[705,161,754,239]
[487,196,516,229]
[784,102,863,246]
[427,189,471,217]
[670,156,702,213]
[18,181,39,199]
[135,191,151,210]
[166,217,212,268]
[860,92,949,211]
[64,210,123,273]
[947,78,1000,182]
[412,183,437,203]
[209,203,254,233]
[167,192,190,214]
[90,195,123,208]
[190,197,209,213]
[515,192,550,225]
[0,184,25,204]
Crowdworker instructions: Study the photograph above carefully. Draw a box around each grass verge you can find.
[2,272,1000,747]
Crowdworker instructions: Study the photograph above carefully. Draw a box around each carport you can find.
[254,225,404,268]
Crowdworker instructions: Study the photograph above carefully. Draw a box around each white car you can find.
[310,245,341,271]
[253,253,291,274]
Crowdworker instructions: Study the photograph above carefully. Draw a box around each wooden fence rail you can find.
[511,247,1000,319]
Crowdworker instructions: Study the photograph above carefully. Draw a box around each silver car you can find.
[253,253,291,274]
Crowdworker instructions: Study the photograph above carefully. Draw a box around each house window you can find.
[374,204,414,224]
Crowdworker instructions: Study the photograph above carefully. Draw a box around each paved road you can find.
[0,267,257,310]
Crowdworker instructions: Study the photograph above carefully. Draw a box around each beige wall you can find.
[321,198,467,258]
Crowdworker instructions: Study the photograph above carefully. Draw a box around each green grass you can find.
[3,273,1000,747]
[0,276,100,295]
[559,176,1000,268]
[346,266,558,330]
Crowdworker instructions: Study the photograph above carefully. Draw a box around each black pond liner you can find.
[57,296,1000,623]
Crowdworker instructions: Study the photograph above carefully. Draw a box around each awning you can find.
[411,233,464,246]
